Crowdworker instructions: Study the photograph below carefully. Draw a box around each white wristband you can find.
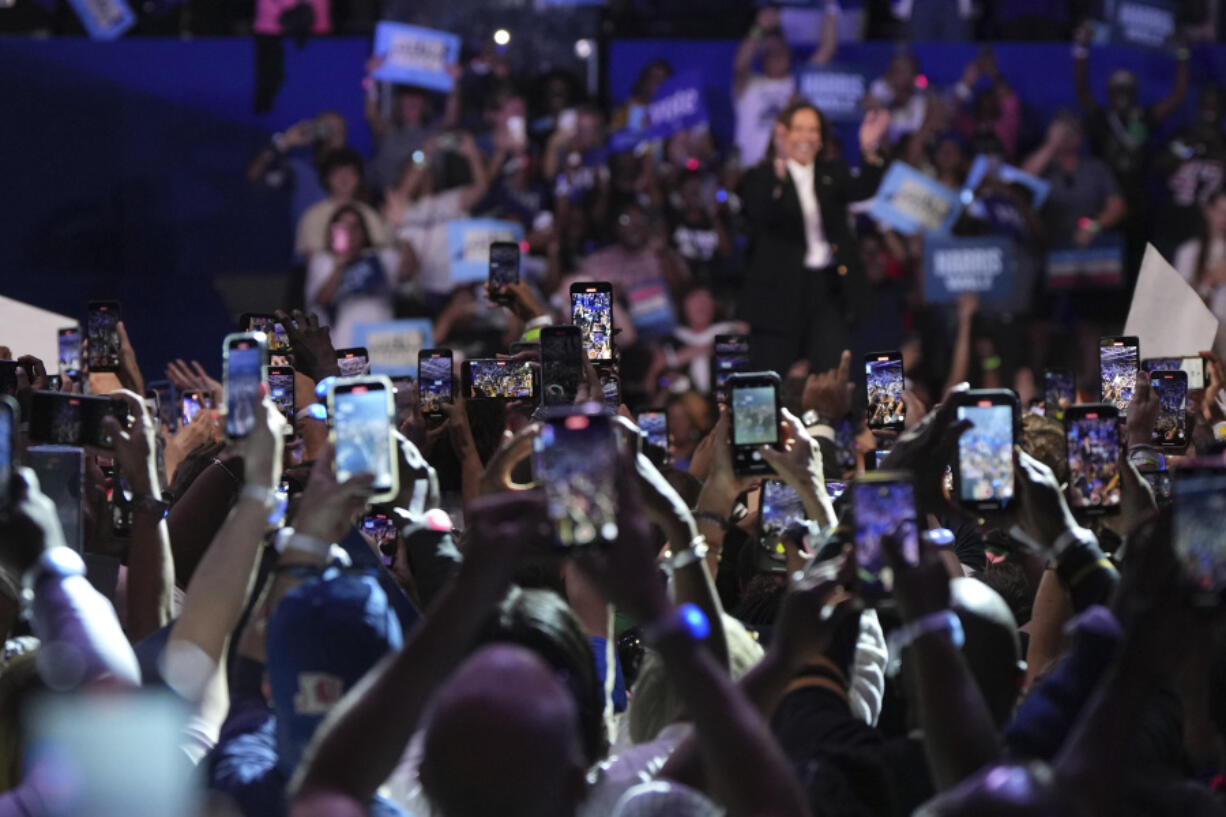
[240,483,278,510]
[273,528,331,558]
[807,423,836,443]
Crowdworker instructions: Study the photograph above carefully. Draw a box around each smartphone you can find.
[0,362,16,397]
[489,241,520,305]
[712,334,750,404]
[1144,357,1206,391]
[760,478,806,551]
[28,392,125,449]
[417,349,453,417]
[180,391,212,427]
[954,390,1018,512]
[825,480,847,500]
[852,471,920,602]
[865,351,905,430]
[636,410,669,455]
[268,366,296,432]
[328,376,398,503]
[58,326,83,377]
[241,313,292,357]
[47,375,62,392]
[1099,336,1139,417]
[599,368,621,411]
[1151,370,1188,448]
[533,407,620,547]
[1173,465,1226,605]
[1141,470,1172,506]
[570,282,615,364]
[0,395,16,506]
[86,300,122,373]
[223,333,268,439]
[146,380,176,432]
[541,325,583,407]
[1043,369,1075,421]
[25,446,83,552]
[462,359,536,401]
[362,512,399,567]
[729,371,781,476]
[335,347,369,378]
[1064,404,1121,514]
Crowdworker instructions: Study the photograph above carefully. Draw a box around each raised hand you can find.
[0,468,68,576]
[803,348,854,422]
[275,309,339,383]
[1013,447,1080,549]
[293,442,375,544]
[1124,371,1159,449]
[166,359,222,405]
[232,390,287,490]
[760,408,833,526]
[859,108,891,155]
[478,422,540,495]
[879,389,973,518]
[115,321,145,396]
[102,389,158,495]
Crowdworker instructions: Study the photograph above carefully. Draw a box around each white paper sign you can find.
[1123,244,1220,358]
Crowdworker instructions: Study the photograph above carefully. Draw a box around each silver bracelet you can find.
[668,536,710,571]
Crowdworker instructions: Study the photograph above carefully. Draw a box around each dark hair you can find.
[478,588,608,764]
[631,59,673,100]
[317,147,366,191]
[325,204,373,253]
[772,100,831,163]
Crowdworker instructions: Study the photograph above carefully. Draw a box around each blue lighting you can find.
[315,377,335,400]
[679,603,710,641]
[307,404,328,422]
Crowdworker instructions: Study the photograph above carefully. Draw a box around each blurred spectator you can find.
[570,200,689,300]
[660,284,748,394]
[668,171,734,286]
[366,71,462,194]
[294,148,390,260]
[894,0,973,41]
[1022,116,1126,249]
[612,59,674,132]
[1154,84,1226,253]
[248,111,350,229]
[1174,189,1226,355]
[991,0,1071,40]
[732,7,798,167]
[951,49,1020,161]
[867,51,928,143]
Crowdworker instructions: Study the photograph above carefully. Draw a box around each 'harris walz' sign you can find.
[923,236,1013,304]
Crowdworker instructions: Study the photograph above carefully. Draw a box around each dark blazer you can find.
[737,156,885,335]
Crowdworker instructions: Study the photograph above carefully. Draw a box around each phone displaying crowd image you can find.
[489,241,520,304]
[328,377,398,503]
[865,352,905,430]
[180,391,212,427]
[712,334,750,404]
[1065,404,1121,515]
[242,313,292,358]
[26,446,83,552]
[0,396,15,506]
[1144,357,1206,391]
[760,479,806,551]
[268,366,296,432]
[1174,466,1226,605]
[541,326,583,407]
[362,512,399,566]
[336,347,370,378]
[1043,369,1074,421]
[28,392,126,449]
[58,327,82,376]
[570,282,614,364]
[86,301,121,373]
[1152,370,1188,448]
[853,472,919,603]
[1099,336,1139,417]
[417,349,453,417]
[464,359,535,401]
[636,411,669,456]
[955,390,1018,511]
[533,408,620,547]
[223,333,267,439]
[729,372,780,476]
[1142,470,1172,506]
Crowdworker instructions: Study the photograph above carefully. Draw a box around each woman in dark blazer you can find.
[738,101,890,375]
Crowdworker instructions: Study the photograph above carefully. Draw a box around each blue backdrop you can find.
[2,36,1225,380]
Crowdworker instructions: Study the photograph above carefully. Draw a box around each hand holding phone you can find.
[852,472,919,604]
[1099,336,1139,417]
[729,371,781,475]
[954,390,1018,511]
[417,349,453,416]
[223,333,268,439]
[541,326,583,406]
[463,359,536,401]
[712,334,750,404]
[489,241,520,305]
[1065,404,1121,514]
[865,352,905,430]
[336,347,370,378]
[570,283,615,364]
[1151,370,1188,448]
[533,407,620,547]
[86,301,122,373]
[328,376,398,503]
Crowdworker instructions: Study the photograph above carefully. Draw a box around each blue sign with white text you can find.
[923,236,1013,304]
[447,219,524,286]
[869,163,963,236]
[796,64,868,123]
[645,71,709,140]
[964,155,1051,210]
[1109,0,1177,49]
[351,320,434,377]
[372,22,461,92]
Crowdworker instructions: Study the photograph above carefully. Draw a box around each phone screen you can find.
[362,513,399,566]
[181,392,209,427]
[0,398,13,504]
[87,303,121,371]
[1144,357,1205,391]
[826,481,847,500]
[31,392,86,446]
[268,368,296,427]
[571,288,614,362]
[731,379,778,475]
[713,335,750,403]
[761,479,805,548]
[1142,470,1172,505]
[26,446,84,552]
[956,402,1015,505]
[332,384,394,494]
[1174,468,1226,602]
[1066,412,1121,511]
[1153,372,1188,447]
[59,328,82,376]
[853,478,919,598]
[418,354,452,414]
[489,242,520,288]
[534,412,619,547]
[1044,370,1074,421]
[637,411,668,452]
[225,339,264,438]
[865,354,905,428]
[337,349,370,378]
[541,328,583,407]
[467,360,534,400]
[1099,339,1139,415]
[246,315,292,356]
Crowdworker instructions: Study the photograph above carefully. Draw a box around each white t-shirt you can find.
[867,78,928,142]
[1174,236,1226,357]
[294,199,390,258]
[396,188,467,296]
[734,74,797,167]
[305,247,399,348]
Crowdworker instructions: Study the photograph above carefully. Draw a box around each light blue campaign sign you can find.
[1109,0,1176,48]
[447,219,524,285]
[372,22,461,93]
[352,320,434,377]
[923,235,1013,304]
[963,155,1051,210]
[66,0,135,40]
[869,162,963,236]
[796,64,868,123]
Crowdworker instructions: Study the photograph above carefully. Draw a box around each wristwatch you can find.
[130,495,171,520]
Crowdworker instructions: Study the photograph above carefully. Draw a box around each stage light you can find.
[493,29,511,46]
[574,39,593,59]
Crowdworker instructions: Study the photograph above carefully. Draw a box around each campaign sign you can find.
[372,22,461,92]
[963,155,1051,210]
[645,72,708,140]
[626,280,678,339]
[67,0,136,40]
[923,236,1013,304]
[352,319,434,377]
[796,64,868,123]
[1110,0,1176,48]
[869,163,962,235]
[447,219,524,285]
[1046,236,1126,290]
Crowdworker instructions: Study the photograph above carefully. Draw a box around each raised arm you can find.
[1072,26,1098,114]
[734,7,778,98]
[810,0,840,67]
[456,131,492,211]
[1150,49,1190,124]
